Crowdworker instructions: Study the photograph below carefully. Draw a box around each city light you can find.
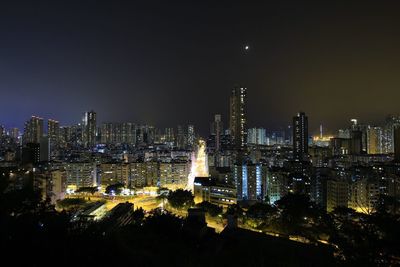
[187,139,209,191]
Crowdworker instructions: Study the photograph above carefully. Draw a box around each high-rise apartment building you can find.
[211,114,223,151]
[23,116,44,144]
[82,110,97,147]
[293,112,308,160]
[247,128,267,145]
[234,163,266,201]
[187,124,195,149]
[176,125,187,149]
[229,86,247,150]
[100,122,136,145]
[326,179,349,212]
[9,127,20,140]
[367,126,383,154]
[48,119,60,144]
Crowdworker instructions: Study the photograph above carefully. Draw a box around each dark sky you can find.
[1,1,400,136]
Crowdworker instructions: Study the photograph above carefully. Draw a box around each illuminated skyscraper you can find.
[229,86,247,150]
[367,126,383,154]
[187,124,195,149]
[48,119,60,144]
[9,127,20,140]
[211,114,223,151]
[165,127,175,144]
[293,112,308,160]
[177,125,186,149]
[23,116,44,144]
[382,115,400,153]
[82,110,97,147]
[121,123,136,144]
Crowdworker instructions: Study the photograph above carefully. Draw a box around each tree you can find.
[132,207,145,225]
[224,204,245,222]
[375,194,399,215]
[273,194,326,239]
[246,202,277,220]
[76,187,98,195]
[105,183,124,195]
[167,189,194,209]
[144,210,184,234]
[196,201,223,217]
[56,198,87,210]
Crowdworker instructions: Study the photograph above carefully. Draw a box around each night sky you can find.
[1,1,400,135]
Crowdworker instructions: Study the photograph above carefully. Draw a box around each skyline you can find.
[3,98,399,138]
[2,2,400,266]
[2,1,400,134]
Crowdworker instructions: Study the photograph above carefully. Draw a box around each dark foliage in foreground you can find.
[0,173,398,266]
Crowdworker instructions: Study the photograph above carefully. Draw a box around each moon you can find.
[245,45,249,50]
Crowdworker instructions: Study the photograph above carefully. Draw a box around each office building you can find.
[193,177,236,205]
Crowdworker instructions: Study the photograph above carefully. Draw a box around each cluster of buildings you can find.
[1,86,400,214]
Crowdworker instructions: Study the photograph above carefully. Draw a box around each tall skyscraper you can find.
[229,86,247,150]
[82,110,96,147]
[165,127,175,145]
[293,112,308,160]
[23,116,44,144]
[48,119,60,144]
[367,126,383,154]
[211,114,223,151]
[176,125,187,149]
[187,124,195,149]
[9,127,20,140]
[351,130,363,155]
[382,115,400,154]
